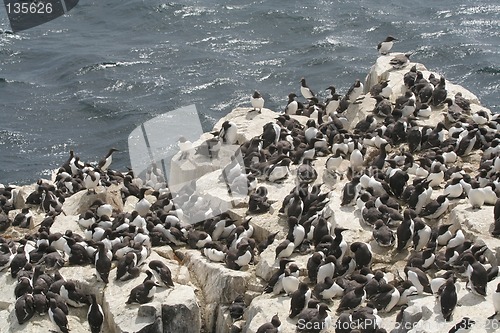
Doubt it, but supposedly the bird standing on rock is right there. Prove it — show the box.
[49,298,69,333]
[289,282,311,318]
[251,91,265,113]
[88,294,104,333]
[297,157,318,185]
[390,53,411,69]
[377,36,397,55]
[345,79,364,104]
[219,120,238,145]
[300,78,315,100]
[95,241,111,284]
[462,253,487,296]
[440,277,457,322]
[229,294,246,320]
[98,148,119,172]
[126,280,161,304]
[285,93,299,115]
[431,76,447,107]
[148,260,174,287]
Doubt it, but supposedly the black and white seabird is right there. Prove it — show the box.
[440,277,457,322]
[94,241,111,284]
[467,180,485,209]
[14,276,33,299]
[15,293,35,325]
[316,255,336,284]
[287,216,305,249]
[83,167,101,194]
[346,79,364,104]
[126,280,161,304]
[264,258,293,294]
[455,129,477,157]
[97,148,118,172]
[431,76,447,106]
[282,265,300,295]
[405,266,432,294]
[371,80,393,100]
[87,294,104,333]
[354,115,376,133]
[420,194,449,219]
[33,293,49,315]
[266,158,291,183]
[202,241,226,263]
[115,252,139,281]
[226,242,252,270]
[49,298,70,333]
[341,176,360,206]
[377,36,397,55]
[219,120,239,145]
[275,239,295,259]
[10,246,28,278]
[229,294,246,320]
[285,93,301,115]
[187,230,212,249]
[300,78,315,100]
[372,95,393,117]
[351,242,372,269]
[325,150,344,177]
[289,282,311,318]
[390,53,411,69]
[261,121,281,149]
[337,285,366,312]
[444,177,463,199]
[373,220,395,247]
[412,218,432,252]
[311,216,330,248]
[325,86,341,116]
[307,252,324,284]
[148,260,174,287]
[371,283,400,313]
[296,157,318,185]
[462,253,487,296]
[60,281,89,308]
[313,276,343,301]
[251,91,265,113]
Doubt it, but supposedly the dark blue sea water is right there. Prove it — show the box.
[0,0,499,184]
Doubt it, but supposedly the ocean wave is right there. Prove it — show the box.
[180,77,236,95]
[0,129,29,146]
[77,61,149,75]
[477,66,500,75]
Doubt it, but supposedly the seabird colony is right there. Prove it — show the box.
[1,38,499,333]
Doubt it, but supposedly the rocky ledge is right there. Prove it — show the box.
[0,53,499,333]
